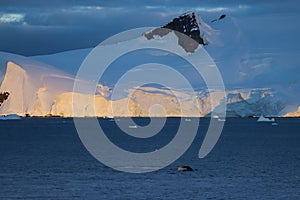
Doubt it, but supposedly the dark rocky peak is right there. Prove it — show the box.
[162,12,206,45]
[145,12,208,53]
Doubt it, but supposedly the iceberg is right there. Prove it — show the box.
[257,115,275,122]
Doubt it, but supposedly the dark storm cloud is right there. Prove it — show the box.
[0,0,297,12]
[0,0,298,55]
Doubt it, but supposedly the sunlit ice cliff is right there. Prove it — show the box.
[284,106,300,117]
[0,12,299,117]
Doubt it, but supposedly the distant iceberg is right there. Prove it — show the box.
[257,115,275,122]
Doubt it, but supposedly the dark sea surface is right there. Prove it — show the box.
[0,118,299,199]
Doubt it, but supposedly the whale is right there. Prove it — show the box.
[177,165,193,172]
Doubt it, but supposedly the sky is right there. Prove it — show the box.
[0,0,299,56]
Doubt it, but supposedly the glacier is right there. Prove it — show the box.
[0,56,287,117]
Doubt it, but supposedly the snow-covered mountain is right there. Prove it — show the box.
[0,12,298,117]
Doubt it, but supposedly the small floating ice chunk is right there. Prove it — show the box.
[0,114,21,120]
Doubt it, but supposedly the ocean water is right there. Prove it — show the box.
[0,118,299,199]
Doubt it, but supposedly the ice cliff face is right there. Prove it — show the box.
[0,60,73,116]
[0,56,111,116]
[0,61,286,117]
[0,58,284,117]
[284,107,300,117]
